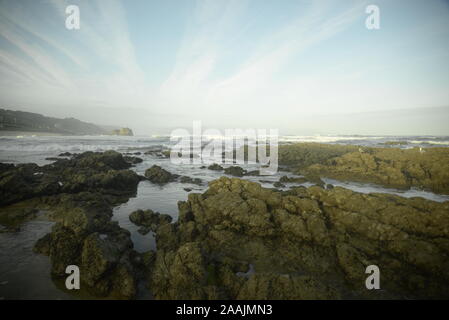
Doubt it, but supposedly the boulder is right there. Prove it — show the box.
[224,166,246,177]
[148,177,449,299]
[207,163,224,171]
[179,176,203,185]
[129,209,172,232]
[144,165,176,184]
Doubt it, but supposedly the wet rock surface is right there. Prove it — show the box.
[0,151,143,298]
[0,150,140,207]
[144,165,177,184]
[278,143,449,195]
[129,209,173,232]
[147,177,449,299]
[224,166,246,177]
[179,176,203,186]
[123,156,143,165]
[207,163,224,171]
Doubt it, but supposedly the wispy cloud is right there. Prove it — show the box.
[0,0,147,113]
[158,0,366,117]
[0,0,448,134]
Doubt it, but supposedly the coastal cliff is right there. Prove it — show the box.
[0,108,133,136]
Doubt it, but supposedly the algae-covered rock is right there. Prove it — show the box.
[179,176,203,185]
[0,150,139,207]
[123,156,143,165]
[151,242,223,299]
[129,209,172,232]
[148,177,449,299]
[224,166,246,177]
[207,163,224,171]
[277,143,449,194]
[279,176,308,184]
[144,165,176,184]
[34,193,139,299]
[299,146,449,194]
[0,151,144,298]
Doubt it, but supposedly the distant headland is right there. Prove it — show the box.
[0,108,133,136]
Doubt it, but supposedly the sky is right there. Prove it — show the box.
[0,0,448,135]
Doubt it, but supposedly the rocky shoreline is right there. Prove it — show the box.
[278,143,449,194]
[146,177,449,299]
[1,144,448,299]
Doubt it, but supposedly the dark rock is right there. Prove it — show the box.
[224,166,246,177]
[303,174,325,187]
[179,176,203,185]
[123,156,143,165]
[0,163,14,174]
[34,193,138,299]
[137,226,151,235]
[129,209,172,232]
[273,182,285,188]
[58,152,72,157]
[279,176,307,184]
[284,144,449,194]
[0,151,144,299]
[144,165,175,184]
[148,177,449,299]
[207,163,224,171]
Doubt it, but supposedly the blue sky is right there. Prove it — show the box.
[0,0,448,135]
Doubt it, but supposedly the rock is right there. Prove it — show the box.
[279,176,307,184]
[151,242,223,299]
[207,163,224,171]
[69,150,132,170]
[123,156,143,165]
[382,141,408,146]
[0,203,39,227]
[0,163,14,174]
[179,176,203,185]
[137,226,151,235]
[129,209,172,232]
[278,143,359,168]
[144,165,176,184]
[111,128,133,136]
[0,151,144,298]
[244,170,260,176]
[236,273,341,299]
[303,174,325,187]
[224,166,246,177]
[294,145,449,194]
[58,152,72,157]
[273,182,285,188]
[148,177,449,299]
[34,192,138,299]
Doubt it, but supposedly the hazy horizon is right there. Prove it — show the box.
[1,0,448,135]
